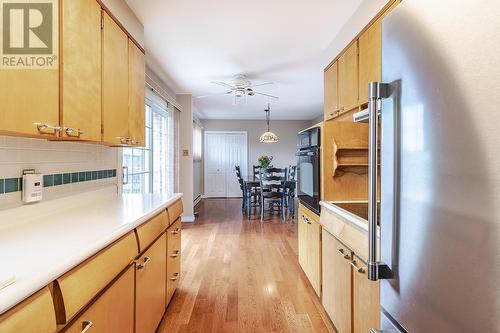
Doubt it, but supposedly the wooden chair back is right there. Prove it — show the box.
[259,167,287,198]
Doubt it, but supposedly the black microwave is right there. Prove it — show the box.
[297,127,320,150]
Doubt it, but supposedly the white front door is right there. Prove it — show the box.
[204,132,247,198]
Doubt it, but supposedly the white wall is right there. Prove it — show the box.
[176,95,194,221]
[201,119,310,182]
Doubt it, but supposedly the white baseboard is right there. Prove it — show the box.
[181,215,196,222]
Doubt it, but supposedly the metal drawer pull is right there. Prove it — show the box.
[350,260,366,274]
[65,127,85,137]
[338,248,351,260]
[136,256,151,269]
[170,250,180,258]
[130,139,140,145]
[117,136,130,144]
[170,228,180,235]
[35,123,62,134]
[81,320,93,333]
[169,273,179,281]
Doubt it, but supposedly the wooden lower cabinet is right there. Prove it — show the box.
[166,218,182,305]
[322,230,352,333]
[298,205,322,296]
[352,255,380,333]
[64,265,134,333]
[136,235,167,333]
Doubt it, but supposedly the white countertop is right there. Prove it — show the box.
[320,201,370,232]
[0,187,183,315]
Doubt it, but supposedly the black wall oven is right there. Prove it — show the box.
[296,127,321,215]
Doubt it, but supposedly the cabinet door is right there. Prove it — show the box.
[102,13,129,145]
[324,61,338,121]
[297,207,308,273]
[358,20,381,105]
[0,70,59,137]
[338,41,359,113]
[128,40,146,147]
[64,265,134,333]
[136,236,167,333]
[306,218,322,296]
[322,230,352,333]
[166,219,182,305]
[61,0,101,141]
[352,255,380,333]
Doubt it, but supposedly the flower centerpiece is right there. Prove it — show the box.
[258,155,273,169]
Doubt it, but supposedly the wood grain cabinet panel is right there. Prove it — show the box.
[358,20,382,105]
[135,235,167,333]
[298,205,322,296]
[338,41,359,113]
[352,255,380,333]
[0,287,56,333]
[166,219,182,305]
[167,199,184,225]
[64,265,134,333]
[102,12,129,145]
[324,61,338,121]
[61,0,102,141]
[54,232,137,323]
[135,211,169,252]
[128,39,146,147]
[322,230,352,333]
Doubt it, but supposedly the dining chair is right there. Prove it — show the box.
[259,167,288,222]
[235,166,246,211]
[286,165,297,219]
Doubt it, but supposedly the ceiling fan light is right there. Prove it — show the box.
[260,131,279,143]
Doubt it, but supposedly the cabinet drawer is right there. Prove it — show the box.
[0,287,56,333]
[166,253,181,305]
[54,232,137,323]
[167,200,183,226]
[167,218,182,243]
[63,265,134,333]
[136,211,168,252]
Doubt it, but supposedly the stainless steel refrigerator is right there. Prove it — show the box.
[364,0,500,332]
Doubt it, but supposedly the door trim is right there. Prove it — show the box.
[204,131,248,198]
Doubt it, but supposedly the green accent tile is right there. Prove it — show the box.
[108,170,113,177]
[72,172,79,183]
[0,179,4,194]
[85,171,92,181]
[112,169,117,177]
[43,175,54,187]
[5,178,18,193]
[54,174,63,186]
[92,171,98,180]
[79,172,86,182]
[63,173,71,184]
[103,170,110,178]
[98,170,103,179]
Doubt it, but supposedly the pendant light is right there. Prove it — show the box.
[259,104,279,143]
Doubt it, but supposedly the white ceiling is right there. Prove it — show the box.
[126,0,363,120]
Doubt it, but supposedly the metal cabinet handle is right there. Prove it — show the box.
[136,256,151,270]
[117,136,130,144]
[130,139,140,145]
[169,273,179,281]
[81,320,93,333]
[367,81,392,281]
[337,248,351,260]
[122,166,129,185]
[350,260,366,274]
[170,228,180,235]
[35,123,62,134]
[65,127,85,137]
[170,250,180,258]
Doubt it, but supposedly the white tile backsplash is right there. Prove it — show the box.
[0,136,122,209]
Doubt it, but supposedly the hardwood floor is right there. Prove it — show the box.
[158,198,335,333]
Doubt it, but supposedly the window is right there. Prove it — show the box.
[123,90,174,194]
[193,120,203,162]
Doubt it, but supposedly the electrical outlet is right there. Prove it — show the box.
[182,149,189,156]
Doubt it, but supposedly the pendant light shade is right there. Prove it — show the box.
[260,104,279,143]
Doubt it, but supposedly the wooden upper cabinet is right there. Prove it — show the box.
[0,287,57,333]
[128,40,146,147]
[358,20,382,106]
[0,69,59,137]
[322,231,352,333]
[352,255,380,333]
[324,61,338,121]
[338,41,359,113]
[61,0,102,141]
[102,12,130,145]
[64,265,135,333]
[136,235,167,333]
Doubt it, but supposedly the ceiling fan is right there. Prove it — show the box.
[196,74,279,105]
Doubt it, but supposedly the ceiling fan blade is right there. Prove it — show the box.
[248,82,275,88]
[211,81,235,90]
[254,92,279,99]
[196,91,233,99]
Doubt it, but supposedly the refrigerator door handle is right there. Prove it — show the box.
[367,82,393,281]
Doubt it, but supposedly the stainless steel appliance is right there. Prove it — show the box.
[364,1,500,332]
[296,127,321,215]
